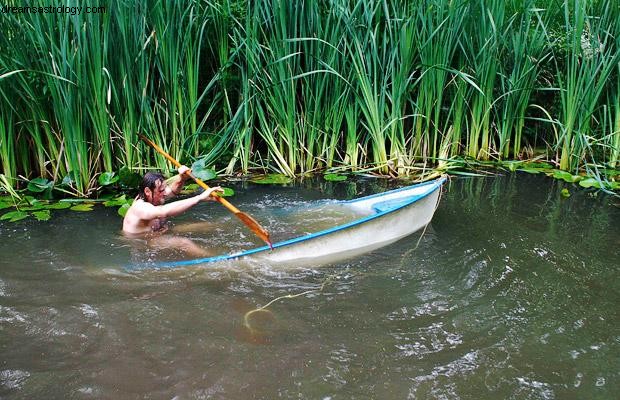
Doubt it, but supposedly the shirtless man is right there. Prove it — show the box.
[122,166,223,255]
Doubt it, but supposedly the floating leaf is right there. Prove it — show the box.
[27,177,53,193]
[220,187,235,197]
[1,210,29,222]
[60,198,98,203]
[578,178,601,189]
[552,170,581,183]
[251,174,292,184]
[324,173,347,182]
[191,158,217,181]
[45,202,72,210]
[103,194,127,207]
[518,168,541,174]
[32,210,51,221]
[561,188,571,198]
[23,196,36,205]
[118,203,131,217]
[522,162,554,170]
[180,183,201,194]
[119,167,141,188]
[98,172,119,186]
[70,204,94,212]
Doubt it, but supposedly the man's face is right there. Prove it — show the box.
[146,179,167,205]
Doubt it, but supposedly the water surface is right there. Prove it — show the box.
[0,174,618,399]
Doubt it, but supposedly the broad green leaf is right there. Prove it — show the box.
[578,178,601,189]
[251,174,292,184]
[45,202,72,210]
[118,203,131,217]
[552,170,581,183]
[98,172,119,186]
[522,162,554,170]
[1,210,29,222]
[221,187,235,197]
[518,168,541,174]
[500,161,519,172]
[27,177,53,193]
[119,167,141,188]
[191,158,217,181]
[103,195,127,207]
[32,210,51,221]
[70,204,94,212]
[0,202,13,210]
[324,173,347,182]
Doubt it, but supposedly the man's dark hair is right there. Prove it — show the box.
[138,172,165,199]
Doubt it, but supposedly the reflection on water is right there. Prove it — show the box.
[0,174,618,399]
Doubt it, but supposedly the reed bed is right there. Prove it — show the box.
[0,0,618,195]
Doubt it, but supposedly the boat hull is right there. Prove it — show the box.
[144,177,445,269]
[252,185,441,266]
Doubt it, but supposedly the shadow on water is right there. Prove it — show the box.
[0,173,618,399]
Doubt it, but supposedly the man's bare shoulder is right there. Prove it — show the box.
[123,199,156,233]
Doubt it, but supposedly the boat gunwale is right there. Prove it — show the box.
[148,177,446,268]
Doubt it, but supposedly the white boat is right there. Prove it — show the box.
[147,176,446,269]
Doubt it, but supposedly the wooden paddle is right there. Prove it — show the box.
[139,135,273,249]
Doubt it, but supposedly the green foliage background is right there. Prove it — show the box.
[0,0,618,195]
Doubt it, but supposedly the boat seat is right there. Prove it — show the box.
[372,196,421,213]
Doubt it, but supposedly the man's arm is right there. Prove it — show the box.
[165,165,191,199]
[135,187,223,220]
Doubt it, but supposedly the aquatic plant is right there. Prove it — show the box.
[0,0,618,199]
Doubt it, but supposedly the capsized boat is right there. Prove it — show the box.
[144,176,446,269]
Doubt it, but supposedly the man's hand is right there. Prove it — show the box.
[178,165,191,180]
[199,186,224,201]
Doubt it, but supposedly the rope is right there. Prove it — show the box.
[243,274,336,333]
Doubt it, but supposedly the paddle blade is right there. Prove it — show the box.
[235,211,273,249]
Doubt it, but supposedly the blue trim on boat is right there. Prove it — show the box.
[131,177,446,270]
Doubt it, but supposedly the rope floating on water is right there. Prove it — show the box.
[243,274,336,333]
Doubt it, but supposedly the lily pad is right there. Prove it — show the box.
[251,174,292,185]
[324,173,348,182]
[522,162,554,170]
[98,172,119,186]
[27,177,53,193]
[191,158,217,181]
[551,170,582,183]
[32,210,51,221]
[45,202,72,210]
[1,210,29,222]
[220,187,235,197]
[578,178,601,189]
[70,204,94,212]
[103,195,128,207]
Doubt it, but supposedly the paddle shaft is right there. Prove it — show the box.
[144,139,239,212]
[139,135,272,247]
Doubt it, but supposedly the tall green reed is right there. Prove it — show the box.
[554,0,619,171]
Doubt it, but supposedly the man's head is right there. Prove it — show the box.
[138,172,167,205]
